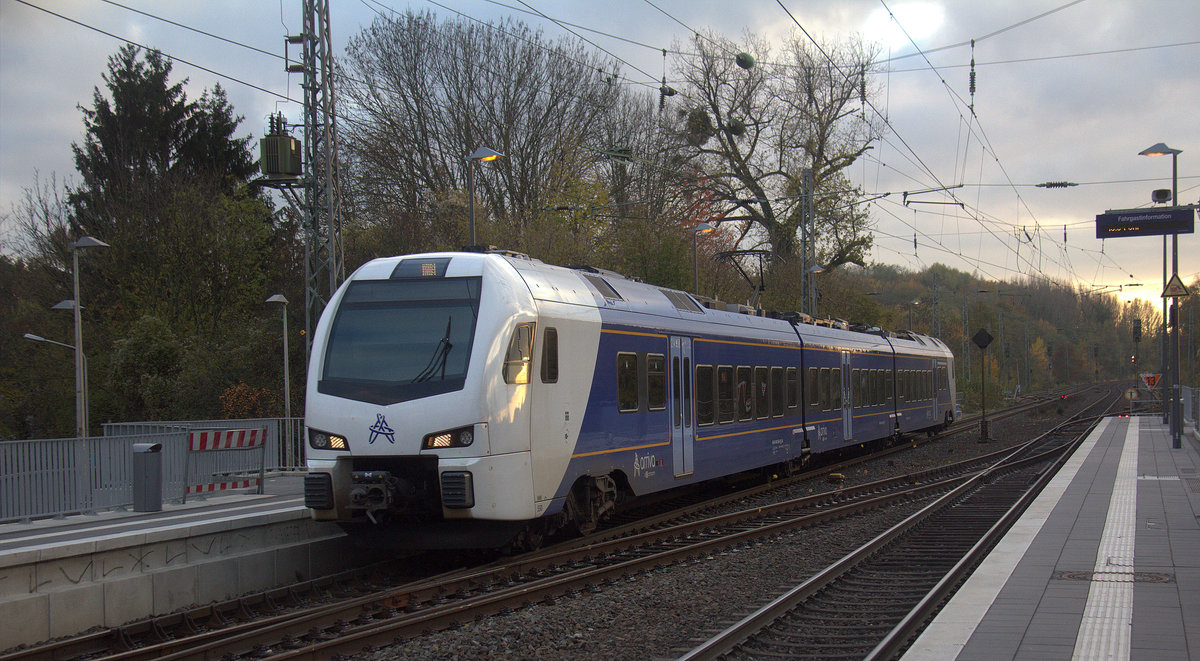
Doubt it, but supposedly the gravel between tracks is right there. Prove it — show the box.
[355,395,1094,661]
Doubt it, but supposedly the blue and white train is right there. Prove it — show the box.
[303,250,956,548]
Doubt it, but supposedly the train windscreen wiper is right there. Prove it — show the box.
[411,316,453,383]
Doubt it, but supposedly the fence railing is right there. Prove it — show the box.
[0,418,304,523]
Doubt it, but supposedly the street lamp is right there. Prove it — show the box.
[24,332,88,434]
[807,264,825,316]
[908,298,921,330]
[692,222,716,295]
[466,146,504,247]
[265,295,290,420]
[1140,142,1182,447]
[266,294,292,462]
[65,236,108,438]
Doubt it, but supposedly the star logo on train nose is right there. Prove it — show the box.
[368,414,395,444]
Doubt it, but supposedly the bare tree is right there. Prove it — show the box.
[670,31,878,270]
[338,10,623,257]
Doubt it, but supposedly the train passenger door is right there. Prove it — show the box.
[669,336,695,477]
[841,351,853,439]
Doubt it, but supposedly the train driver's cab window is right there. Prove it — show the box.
[617,353,639,412]
[503,322,535,384]
[540,327,558,383]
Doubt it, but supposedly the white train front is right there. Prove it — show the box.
[303,251,956,548]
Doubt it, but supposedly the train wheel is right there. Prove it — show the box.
[565,475,617,536]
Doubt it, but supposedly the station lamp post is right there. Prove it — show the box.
[1139,142,1182,447]
[908,298,921,330]
[64,236,108,438]
[265,295,291,421]
[266,294,293,460]
[466,147,504,247]
[807,264,825,316]
[692,222,716,295]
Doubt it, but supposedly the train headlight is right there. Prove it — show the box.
[423,426,474,449]
[309,429,349,451]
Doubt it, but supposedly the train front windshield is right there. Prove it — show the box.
[318,277,482,405]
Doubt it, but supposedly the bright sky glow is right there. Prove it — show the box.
[863,2,945,50]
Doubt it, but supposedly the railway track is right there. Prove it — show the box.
[678,387,1120,661]
[0,387,1101,661]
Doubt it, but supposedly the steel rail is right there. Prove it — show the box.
[679,388,1117,660]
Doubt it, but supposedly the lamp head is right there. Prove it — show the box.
[72,236,110,250]
[1139,142,1181,157]
[467,146,504,162]
[265,294,289,305]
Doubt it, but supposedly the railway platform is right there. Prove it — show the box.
[0,474,362,651]
[903,414,1200,660]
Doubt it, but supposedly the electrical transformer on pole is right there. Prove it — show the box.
[259,0,344,360]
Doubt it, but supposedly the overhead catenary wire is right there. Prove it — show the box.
[12,0,299,104]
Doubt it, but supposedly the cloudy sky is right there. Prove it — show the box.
[2,0,1197,303]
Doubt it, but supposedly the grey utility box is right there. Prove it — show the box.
[131,442,163,512]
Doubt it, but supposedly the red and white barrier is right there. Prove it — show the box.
[182,427,268,502]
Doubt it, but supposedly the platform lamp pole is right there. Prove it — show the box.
[692,222,716,295]
[69,236,108,438]
[466,147,504,248]
[266,294,292,462]
[1140,142,1182,448]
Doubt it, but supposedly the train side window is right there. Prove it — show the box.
[851,369,861,409]
[617,352,639,412]
[831,367,842,410]
[503,322,535,384]
[540,327,558,383]
[818,368,830,411]
[771,367,784,417]
[786,367,798,411]
[717,366,735,423]
[696,365,715,425]
[737,366,754,421]
[807,367,819,409]
[865,370,874,407]
[885,370,894,404]
[754,367,769,419]
[647,354,667,411]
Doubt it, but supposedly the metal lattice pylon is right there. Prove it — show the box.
[288,0,343,357]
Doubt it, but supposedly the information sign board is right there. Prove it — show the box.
[1095,207,1194,238]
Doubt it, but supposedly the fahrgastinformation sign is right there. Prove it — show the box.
[1095,207,1195,238]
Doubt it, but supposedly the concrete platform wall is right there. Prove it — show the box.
[0,511,356,650]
